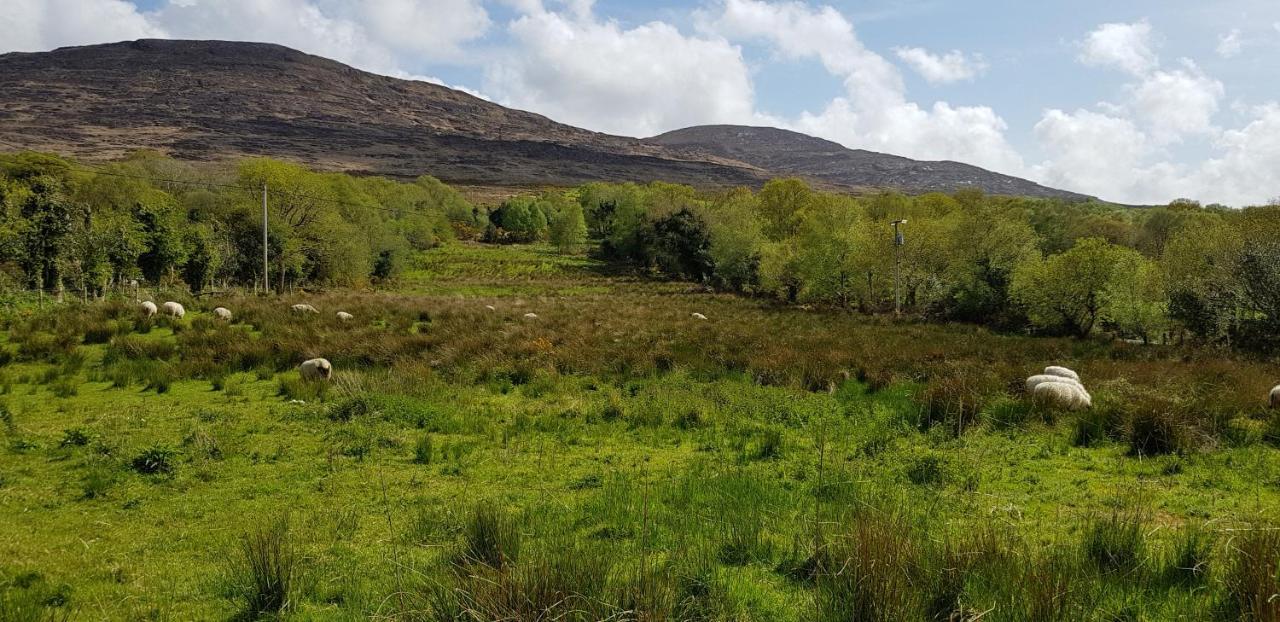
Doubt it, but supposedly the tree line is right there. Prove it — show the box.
[551,179,1280,348]
[0,151,484,294]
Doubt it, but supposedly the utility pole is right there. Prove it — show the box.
[891,219,907,316]
[262,181,270,295]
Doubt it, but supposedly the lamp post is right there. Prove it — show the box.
[891,219,907,316]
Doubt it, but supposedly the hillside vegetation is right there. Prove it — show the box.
[0,154,1278,621]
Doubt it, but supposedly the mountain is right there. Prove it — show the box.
[648,125,1086,200]
[0,39,1086,200]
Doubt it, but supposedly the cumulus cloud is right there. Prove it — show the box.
[0,0,491,82]
[1078,20,1157,75]
[893,47,987,84]
[1216,29,1243,58]
[1129,61,1224,143]
[699,0,1023,174]
[0,0,165,52]
[483,3,756,137]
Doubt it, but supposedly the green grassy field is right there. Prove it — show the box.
[1,243,1278,621]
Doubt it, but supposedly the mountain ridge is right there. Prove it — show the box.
[0,39,1087,200]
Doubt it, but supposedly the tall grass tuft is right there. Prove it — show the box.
[227,515,298,618]
[1221,526,1280,621]
[816,512,925,621]
[459,503,521,569]
[1082,510,1147,573]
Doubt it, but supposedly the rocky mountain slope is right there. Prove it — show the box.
[0,39,1086,199]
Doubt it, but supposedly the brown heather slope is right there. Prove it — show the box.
[0,39,1087,199]
[648,125,1089,200]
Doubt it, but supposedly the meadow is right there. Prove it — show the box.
[1,243,1278,621]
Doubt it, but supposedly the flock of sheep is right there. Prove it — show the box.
[134,300,1280,408]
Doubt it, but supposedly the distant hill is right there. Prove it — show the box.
[648,125,1088,200]
[0,39,1087,200]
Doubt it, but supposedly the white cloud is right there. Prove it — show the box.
[1216,28,1243,58]
[699,0,1023,174]
[0,0,165,52]
[1129,61,1224,143]
[1078,20,1157,75]
[893,47,987,84]
[320,0,490,60]
[484,4,756,137]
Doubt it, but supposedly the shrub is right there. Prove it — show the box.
[459,503,521,569]
[278,376,328,402]
[1127,408,1190,456]
[130,446,176,475]
[905,452,947,487]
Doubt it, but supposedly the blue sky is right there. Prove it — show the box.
[5,0,1280,205]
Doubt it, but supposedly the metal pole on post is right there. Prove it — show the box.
[892,219,907,316]
[262,181,269,295]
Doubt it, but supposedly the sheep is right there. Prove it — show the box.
[213,307,232,321]
[162,301,185,319]
[692,312,708,320]
[1032,381,1091,410]
[1043,366,1080,382]
[1271,385,1280,409]
[485,305,496,312]
[1026,374,1083,393]
[299,358,332,382]
[523,313,539,320]
[336,311,354,322]
[291,304,319,314]
[140,301,158,317]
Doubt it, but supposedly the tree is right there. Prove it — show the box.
[1102,249,1168,342]
[757,178,811,241]
[646,208,713,281]
[706,189,764,292]
[941,206,1038,325]
[17,176,77,292]
[1011,237,1126,337]
[549,202,587,254]
[1161,217,1242,340]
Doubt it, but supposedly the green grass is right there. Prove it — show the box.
[0,243,1277,620]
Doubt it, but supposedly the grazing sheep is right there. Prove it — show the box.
[485,305,496,311]
[162,301,185,319]
[291,304,319,314]
[692,312,708,320]
[1043,366,1080,382]
[213,307,232,321]
[523,312,539,320]
[140,301,158,317]
[1026,374,1083,393]
[1032,381,1091,410]
[336,311,354,321]
[1271,385,1280,409]
[299,358,332,381]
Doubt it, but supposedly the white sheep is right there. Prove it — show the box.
[213,307,232,321]
[1044,366,1080,382]
[162,301,185,319]
[485,305,496,311]
[1033,381,1091,410]
[692,312,708,320]
[1270,385,1280,409]
[1026,374,1083,393]
[336,311,354,321]
[291,304,319,314]
[299,358,332,382]
[523,312,539,320]
[140,301,158,317]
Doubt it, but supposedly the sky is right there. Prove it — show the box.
[3,0,1280,206]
